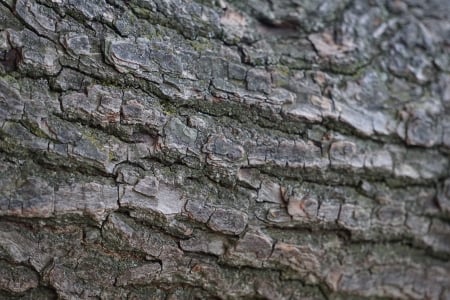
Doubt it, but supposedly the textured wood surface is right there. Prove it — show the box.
[0,0,449,299]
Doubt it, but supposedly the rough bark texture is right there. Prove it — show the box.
[0,0,449,299]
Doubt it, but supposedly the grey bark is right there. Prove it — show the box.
[0,0,449,299]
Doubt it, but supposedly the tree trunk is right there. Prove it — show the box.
[0,0,449,299]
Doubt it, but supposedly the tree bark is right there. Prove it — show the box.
[0,0,449,299]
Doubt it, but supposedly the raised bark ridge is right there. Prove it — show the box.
[0,0,449,299]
